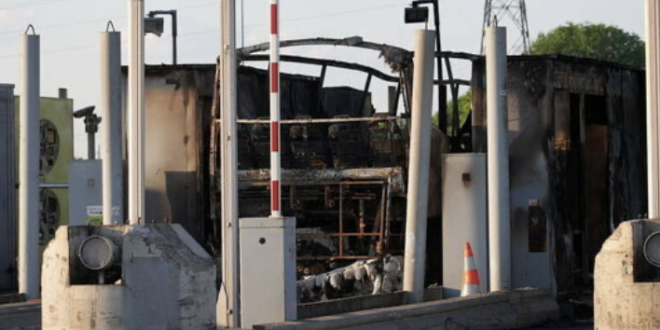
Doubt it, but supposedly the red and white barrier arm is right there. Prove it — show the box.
[270,0,281,217]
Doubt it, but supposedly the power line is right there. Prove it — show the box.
[0,16,126,36]
[278,2,403,25]
[0,0,404,61]
[177,2,404,38]
[0,0,79,11]
[0,44,95,60]
[0,1,217,36]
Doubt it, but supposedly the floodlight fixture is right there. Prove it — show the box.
[405,6,429,24]
[144,17,164,37]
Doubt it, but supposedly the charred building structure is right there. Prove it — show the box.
[124,39,646,305]
[471,55,646,302]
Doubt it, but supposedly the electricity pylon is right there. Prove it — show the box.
[481,0,531,54]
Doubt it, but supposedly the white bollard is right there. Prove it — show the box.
[402,29,435,304]
[100,26,123,225]
[127,0,145,225]
[18,28,40,300]
[486,26,511,292]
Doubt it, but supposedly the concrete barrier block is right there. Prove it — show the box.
[256,288,559,330]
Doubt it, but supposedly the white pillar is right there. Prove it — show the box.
[486,26,511,292]
[217,0,241,327]
[402,29,435,304]
[18,30,40,300]
[101,29,123,225]
[646,0,660,218]
[128,0,145,225]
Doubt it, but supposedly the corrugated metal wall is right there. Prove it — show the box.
[0,84,16,293]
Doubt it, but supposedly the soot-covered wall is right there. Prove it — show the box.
[471,55,647,298]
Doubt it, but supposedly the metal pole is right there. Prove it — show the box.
[431,1,447,134]
[402,29,435,304]
[87,131,96,160]
[218,0,240,327]
[18,28,40,300]
[270,0,281,218]
[486,26,511,292]
[128,0,145,225]
[241,0,245,48]
[147,11,178,65]
[101,28,123,225]
[84,114,100,160]
[646,0,660,218]
[172,11,177,65]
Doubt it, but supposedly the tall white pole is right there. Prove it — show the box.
[646,0,660,219]
[128,0,145,225]
[402,29,435,304]
[270,0,281,218]
[218,0,241,327]
[101,26,123,225]
[486,26,511,292]
[18,27,40,300]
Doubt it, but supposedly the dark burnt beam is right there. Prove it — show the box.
[242,54,399,83]
[241,54,471,87]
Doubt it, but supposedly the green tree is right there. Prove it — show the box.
[531,23,645,68]
[433,89,472,128]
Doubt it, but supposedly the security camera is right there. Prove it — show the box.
[73,106,96,119]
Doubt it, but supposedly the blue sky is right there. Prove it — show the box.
[0,0,645,157]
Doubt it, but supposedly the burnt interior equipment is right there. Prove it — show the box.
[369,115,407,168]
[328,115,368,168]
[289,116,330,169]
[211,38,454,286]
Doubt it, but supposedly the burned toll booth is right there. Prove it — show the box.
[469,55,647,302]
[205,38,449,296]
[130,40,646,308]
[127,38,448,297]
[212,60,447,289]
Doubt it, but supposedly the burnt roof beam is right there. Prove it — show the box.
[241,54,470,87]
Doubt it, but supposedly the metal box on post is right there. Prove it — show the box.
[442,154,489,297]
[239,217,297,328]
[68,160,102,226]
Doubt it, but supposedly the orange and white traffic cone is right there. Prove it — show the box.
[461,242,481,297]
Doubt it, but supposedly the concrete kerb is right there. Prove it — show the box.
[0,289,558,330]
[0,302,40,318]
[255,288,559,330]
[0,301,41,330]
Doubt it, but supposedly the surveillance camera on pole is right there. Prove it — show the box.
[73,105,101,160]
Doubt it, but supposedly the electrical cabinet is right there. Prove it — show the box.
[68,160,102,226]
[442,154,489,298]
[240,217,297,328]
